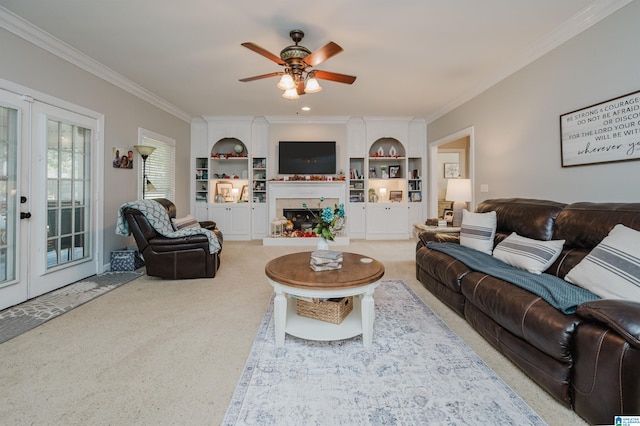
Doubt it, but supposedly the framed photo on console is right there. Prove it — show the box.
[443,209,454,223]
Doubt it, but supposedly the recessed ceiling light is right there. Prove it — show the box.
[301,106,311,111]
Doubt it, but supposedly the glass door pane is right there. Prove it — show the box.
[46,119,91,269]
[0,105,18,284]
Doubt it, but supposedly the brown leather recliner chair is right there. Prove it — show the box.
[122,198,223,279]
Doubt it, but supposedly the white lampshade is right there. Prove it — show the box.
[304,77,322,93]
[282,88,300,100]
[445,178,472,202]
[277,74,295,90]
[445,178,472,227]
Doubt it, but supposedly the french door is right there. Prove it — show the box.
[0,87,100,310]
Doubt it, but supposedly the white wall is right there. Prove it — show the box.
[428,1,640,204]
[268,122,348,178]
[0,28,191,260]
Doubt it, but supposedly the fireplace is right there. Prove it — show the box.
[282,208,321,231]
[264,181,349,246]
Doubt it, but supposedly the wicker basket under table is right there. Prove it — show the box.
[295,297,354,324]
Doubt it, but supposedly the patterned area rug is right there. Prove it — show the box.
[0,271,142,344]
[223,280,547,426]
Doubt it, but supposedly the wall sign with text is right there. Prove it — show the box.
[560,90,640,167]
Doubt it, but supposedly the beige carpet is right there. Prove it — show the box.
[0,240,587,425]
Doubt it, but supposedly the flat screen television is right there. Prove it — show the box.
[278,141,336,174]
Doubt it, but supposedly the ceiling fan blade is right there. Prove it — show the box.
[313,70,357,85]
[239,72,283,82]
[241,42,285,65]
[304,42,343,67]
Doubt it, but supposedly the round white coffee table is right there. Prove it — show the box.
[265,252,385,348]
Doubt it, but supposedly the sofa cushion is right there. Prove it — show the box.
[565,224,640,301]
[461,272,580,362]
[493,232,565,274]
[171,215,201,230]
[553,202,640,249]
[476,198,566,241]
[460,209,496,255]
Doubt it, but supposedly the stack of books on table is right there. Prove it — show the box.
[310,250,343,271]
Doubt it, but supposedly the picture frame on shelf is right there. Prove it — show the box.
[389,190,403,202]
[240,185,248,202]
[444,163,459,178]
[216,181,234,202]
[389,165,401,178]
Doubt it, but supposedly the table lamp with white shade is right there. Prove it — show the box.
[445,178,472,227]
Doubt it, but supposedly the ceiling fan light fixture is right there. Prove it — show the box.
[277,73,295,90]
[304,77,322,94]
[282,88,300,100]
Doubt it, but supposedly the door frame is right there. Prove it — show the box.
[428,126,475,218]
[0,77,105,306]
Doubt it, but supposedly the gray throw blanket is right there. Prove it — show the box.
[116,200,221,254]
[427,242,599,314]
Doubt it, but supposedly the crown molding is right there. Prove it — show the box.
[264,116,351,124]
[426,0,633,124]
[0,6,192,123]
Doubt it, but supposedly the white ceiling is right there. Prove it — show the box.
[0,0,625,121]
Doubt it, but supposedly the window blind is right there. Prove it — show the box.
[139,136,175,200]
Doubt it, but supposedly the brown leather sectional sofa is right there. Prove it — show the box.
[415,198,640,424]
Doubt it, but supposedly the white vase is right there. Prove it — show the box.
[317,237,330,251]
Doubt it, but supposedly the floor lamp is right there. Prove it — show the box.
[134,145,156,199]
[445,178,472,227]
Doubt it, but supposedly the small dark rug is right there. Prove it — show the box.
[0,271,142,344]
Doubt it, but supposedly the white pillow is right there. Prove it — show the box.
[459,209,497,255]
[565,224,640,301]
[493,232,565,274]
[171,215,201,230]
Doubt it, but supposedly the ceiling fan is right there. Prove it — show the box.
[239,30,357,99]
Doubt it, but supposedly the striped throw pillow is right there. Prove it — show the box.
[460,209,497,255]
[171,215,201,230]
[565,224,640,301]
[493,232,565,274]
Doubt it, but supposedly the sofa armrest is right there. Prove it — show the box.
[418,232,460,246]
[577,300,640,349]
[199,220,217,230]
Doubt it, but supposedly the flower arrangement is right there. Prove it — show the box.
[303,197,346,241]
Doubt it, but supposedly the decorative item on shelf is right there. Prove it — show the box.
[389,146,397,157]
[445,178,472,227]
[368,188,378,203]
[234,144,244,154]
[380,165,388,179]
[377,146,384,157]
[379,187,387,202]
[302,197,346,242]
